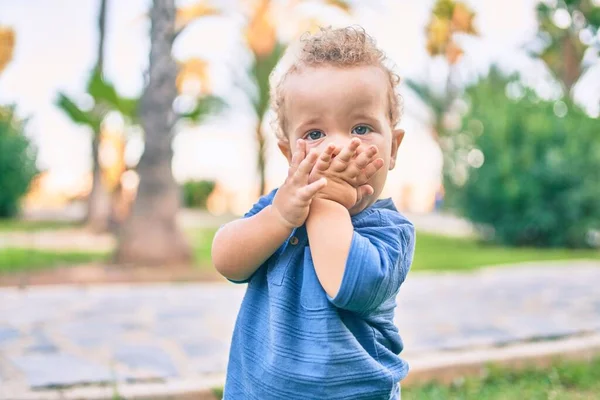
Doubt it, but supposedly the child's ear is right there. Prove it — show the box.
[278,139,293,163]
[389,128,405,170]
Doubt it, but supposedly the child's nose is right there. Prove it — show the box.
[330,137,354,158]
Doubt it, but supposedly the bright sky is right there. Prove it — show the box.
[1,0,598,210]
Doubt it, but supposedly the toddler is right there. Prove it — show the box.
[212,26,416,400]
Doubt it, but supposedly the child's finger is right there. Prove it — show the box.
[354,145,378,170]
[298,139,306,156]
[332,139,361,172]
[294,149,320,181]
[356,158,384,185]
[345,146,377,178]
[354,184,374,206]
[358,184,374,198]
[299,177,327,201]
[314,144,336,172]
[288,139,306,177]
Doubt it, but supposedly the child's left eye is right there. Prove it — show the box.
[352,125,372,135]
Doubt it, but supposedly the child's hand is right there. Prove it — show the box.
[272,140,328,229]
[310,138,384,209]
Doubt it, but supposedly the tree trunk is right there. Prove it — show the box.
[96,0,107,73]
[87,134,112,232]
[115,0,192,266]
[86,0,111,232]
[256,118,267,196]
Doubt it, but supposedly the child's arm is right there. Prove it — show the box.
[212,141,327,282]
[305,199,353,296]
[306,139,414,313]
[305,139,381,296]
[212,206,294,282]
[307,200,415,314]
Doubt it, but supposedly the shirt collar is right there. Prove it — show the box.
[351,197,398,222]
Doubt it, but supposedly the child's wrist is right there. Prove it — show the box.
[310,198,349,214]
[314,187,356,210]
[268,205,297,231]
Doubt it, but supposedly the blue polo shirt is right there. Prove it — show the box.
[223,189,415,400]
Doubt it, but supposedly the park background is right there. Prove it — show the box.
[1,0,599,399]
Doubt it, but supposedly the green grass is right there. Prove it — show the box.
[411,233,600,272]
[0,219,79,232]
[188,227,217,268]
[403,356,600,399]
[1,227,597,275]
[0,248,108,273]
[188,228,600,273]
[211,387,224,399]
[210,357,600,399]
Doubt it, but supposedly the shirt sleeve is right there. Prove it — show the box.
[225,188,278,284]
[243,188,278,219]
[329,210,416,314]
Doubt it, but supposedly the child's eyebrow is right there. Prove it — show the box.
[349,112,381,123]
[293,117,323,133]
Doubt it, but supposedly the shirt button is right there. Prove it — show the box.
[289,236,299,245]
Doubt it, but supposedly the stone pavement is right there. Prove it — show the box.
[0,261,598,398]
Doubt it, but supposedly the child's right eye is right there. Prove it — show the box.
[304,130,325,141]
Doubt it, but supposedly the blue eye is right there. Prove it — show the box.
[352,125,372,135]
[305,130,325,141]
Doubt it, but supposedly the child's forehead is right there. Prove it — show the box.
[281,66,390,131]
[284,65,389,107]
[287,64,386,83]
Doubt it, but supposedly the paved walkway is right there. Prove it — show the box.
[0,261,598,397]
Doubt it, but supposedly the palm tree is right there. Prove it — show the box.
[530,0,600,96]
[58,0,221,236]
[114,0,223,266]
[56,0,130,232]
[406,0,477,143]
[115,0,185,265]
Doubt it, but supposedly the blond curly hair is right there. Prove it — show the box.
[269,26,403,141]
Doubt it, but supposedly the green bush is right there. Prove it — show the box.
[443,67,600,248]
[182,180,215,209]
[0,106,38,218]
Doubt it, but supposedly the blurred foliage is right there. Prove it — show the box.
[57,69,139,134]
[403,356,600,399]
[407,0,478,143]
[0,107,38,218]
[182,180,215,209]
[175,2,220,35]
[444,67,600,248]
[176,95,225,123]
[426,0,477,64]
[57,55,223,143]
[0,26,15,76]
[530,0,600,93]
[248,42,286,118]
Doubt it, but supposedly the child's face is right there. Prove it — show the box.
[278,65,404,212]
